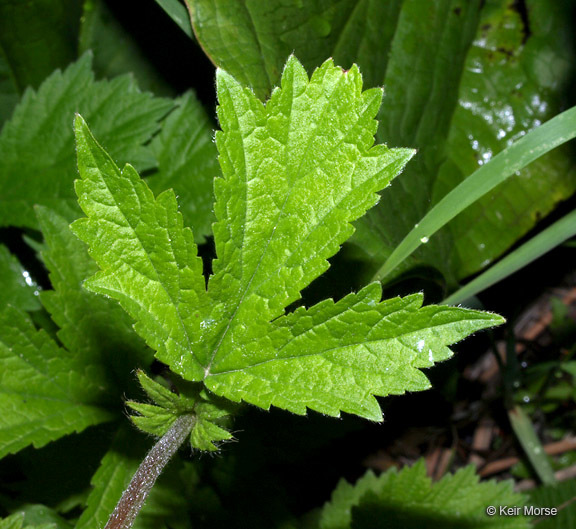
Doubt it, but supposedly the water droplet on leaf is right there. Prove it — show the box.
[22,270,34,287]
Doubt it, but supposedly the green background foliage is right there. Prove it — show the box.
[0,0,574,527]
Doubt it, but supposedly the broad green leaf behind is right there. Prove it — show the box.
[0,0,81,91]
[0,53,172,230]
[189,0,576,292]
[430,0,576,280]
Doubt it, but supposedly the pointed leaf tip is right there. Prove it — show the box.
[74,113,92,148]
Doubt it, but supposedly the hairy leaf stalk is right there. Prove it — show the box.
[104,414,195,529]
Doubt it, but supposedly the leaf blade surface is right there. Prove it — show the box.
[0,54,172,229]
[72,115,207,380]
[0,307,113,458]
[320,460,528,529]
[207,283,502,420]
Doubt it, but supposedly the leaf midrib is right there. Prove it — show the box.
[203,68,353,377]
[208,309,481,377]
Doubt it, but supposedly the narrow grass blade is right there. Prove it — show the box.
[508,405,556,486]
[154,0,193,39]
[373,105,576,281]
[443,208,576,305]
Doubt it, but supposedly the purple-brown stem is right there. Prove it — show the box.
[104,414,195,529]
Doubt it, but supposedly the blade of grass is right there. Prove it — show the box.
[372,105,576,281]
[443,208,576,305]
[154,0,193,39]
[508,405,556,486]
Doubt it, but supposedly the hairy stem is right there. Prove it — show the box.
[104,414,195,529]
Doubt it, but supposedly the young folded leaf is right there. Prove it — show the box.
[72,56,503,427]
[127,371,233,451]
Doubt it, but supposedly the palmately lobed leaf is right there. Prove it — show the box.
[73,55,503,434]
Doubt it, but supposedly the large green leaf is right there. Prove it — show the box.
[0,53,172,230]
[0,306,114,458]
[186,0,400,100]
[351,0,483,280]
[186,0,483,276]
[355,0,576,285]
[376,105,576,284]
[73,56,502,428]
[429,0,576,281]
